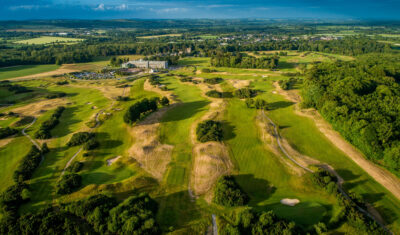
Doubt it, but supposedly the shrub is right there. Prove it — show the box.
[196,120,223,142]
[13,116,34,127]
[213,176,249,207]
[0,183,30,214]
[83,138,99,150]
[234,88,256,98]
[204,77,223,84]
[45,92,66,99]
[124,98,158,124]
[0,127,18,139]
[56,80,69,85]
[205,90,223,98]
[67,132,95,146]
[66,162,83,173]
[160,96,170,106]
[56,174,82,195]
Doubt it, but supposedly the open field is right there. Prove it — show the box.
[0,64,60,80]
[14,36,84,45]
[137,34,182,39]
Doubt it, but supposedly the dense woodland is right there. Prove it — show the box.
[211,52,279,69]
[302,54,400,174]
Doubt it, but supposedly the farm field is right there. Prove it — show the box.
[0,64,60,80]
[1,47,400,234]
[14,36,84,45]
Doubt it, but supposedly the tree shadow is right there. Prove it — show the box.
[51,106,82,138]
[222,121,236,141]
[278,61,296,69]
[361,192,385,204]
[234,174,276,206]
[81,172,115,185]
[343,179,368,191]
[95,132,123,149]
[374,205,398,224]
[268,101,294,110]
[335,169,360,181]
[155,190,203,232]
[153,100,210,123]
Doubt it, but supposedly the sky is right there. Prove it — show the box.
[1,0,400,20]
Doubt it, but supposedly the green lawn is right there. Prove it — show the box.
[156,76,210,230]
[0,64,60,80]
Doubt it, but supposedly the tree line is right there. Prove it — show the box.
[302,54,400,175]
[211,52,279,69]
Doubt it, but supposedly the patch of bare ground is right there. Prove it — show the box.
[9,64,78,81]
[10,98,68,117]
[189,82,233,197]
[227,79,251,89]
[274,82,400,201]
[0,136,17,148]
[128,105,176,181]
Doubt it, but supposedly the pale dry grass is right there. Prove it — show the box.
[128,105,176,180]
[10,98,68,117]
[189,81,233,196]
[274,82,400,201]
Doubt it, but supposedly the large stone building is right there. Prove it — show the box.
[122,60,168,69]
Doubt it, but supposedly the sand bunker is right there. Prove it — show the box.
[107,156,121,166]
[228,79,251,89]
[280,198,300,206]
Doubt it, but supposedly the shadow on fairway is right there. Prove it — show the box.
[155,190,203,231]
[96,132,123,149]
[235,174,276,206]
[222,121,236,140]
[51,106,82,138]
[268,101,294,110]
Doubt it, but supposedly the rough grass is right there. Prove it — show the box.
[0,64,60,80]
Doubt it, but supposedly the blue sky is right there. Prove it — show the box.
[1,0,400,20]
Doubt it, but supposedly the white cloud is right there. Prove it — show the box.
[156,7,187,13]
[115,4,128,11]
[94,3,105,11]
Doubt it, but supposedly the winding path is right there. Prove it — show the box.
[261,110,391,234]
[22,117,41,151]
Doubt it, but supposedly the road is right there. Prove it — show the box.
[261,110,391,233]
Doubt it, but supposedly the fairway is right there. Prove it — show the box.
[14,36,84,45]
[0,64,60,80]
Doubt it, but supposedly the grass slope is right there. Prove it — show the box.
[0,64,60,80]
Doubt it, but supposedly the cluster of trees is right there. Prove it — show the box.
[45,92,66,99]
[213,176,249,207]
[311,169,385,233]
[245,98,268,110]
[0,193,159,234]
[5,84,32,94]
[123,98,160,124]
[218,208,298,235]
[35,106,65,139]
[56,173,82,195]
[145,55,180,65]
[13,146,42,182]
[67,132,97,149]
[0,127,18,139]
[234,88,256,99]
[66,161,83,173]
[205,90,223,98]
[204,77,223,84]
[64,193,159,234]
[278,78,301,90]
[1,145,48,218]
[109,56,129,67]
[148,75,162,86]
[302,54,400,174]
[196,120,223,142]
[211,52,279,69]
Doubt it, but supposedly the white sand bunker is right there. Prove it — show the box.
[107,156,121,166]
[280,198,300,206]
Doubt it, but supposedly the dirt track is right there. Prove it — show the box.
[274,82,400,201]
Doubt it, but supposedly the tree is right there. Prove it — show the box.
[196,120,223,142]
[160,96,170,106]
